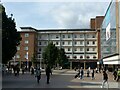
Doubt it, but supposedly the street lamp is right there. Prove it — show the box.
[26,52,28,69]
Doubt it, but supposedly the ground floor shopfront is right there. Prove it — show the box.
[69,59,98,69]
[102,54,120,72]
[9,59,99,70]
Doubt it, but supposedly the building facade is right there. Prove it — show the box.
[14,27,38,69]
[100,0,120,71]
[90,16,104,60]
[16,28,99,69]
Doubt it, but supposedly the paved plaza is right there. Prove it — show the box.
[2,69,120,88]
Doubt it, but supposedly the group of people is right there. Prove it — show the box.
[75,67,95,80]
[35,65,52,84]
[113,69,120,82]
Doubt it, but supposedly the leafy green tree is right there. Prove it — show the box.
[57,48,69,68]
[42,42,69,68]
[42,42,58,67]
[1,5,22,64]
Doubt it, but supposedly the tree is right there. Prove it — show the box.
[42,42,69,69]
[57,48,69,68]
[42,42,58,67]
[1,5,22,64]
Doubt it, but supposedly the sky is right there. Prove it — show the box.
[2,0,111,30]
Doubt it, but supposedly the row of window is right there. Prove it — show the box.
[17,46,28,50]
[38,41,96,45]
[39,34,96,39]
[16,54,28,59]
[69,56,97,59]
[37,55,97,59]
[38,48,96,52]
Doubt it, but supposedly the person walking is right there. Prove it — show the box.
[80,67,84,79]
[117,69,120,82]
[113,69,117,80]
[87,69,90,77]
[17,66,20,76]
[45,65,52,84]
[35,67,41,84]
[101,70,109,88]
[91,69,95,80]
[31,66,34,75]
[22,66,25,74]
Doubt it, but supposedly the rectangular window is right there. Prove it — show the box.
[87,41,89,45]
[44,41,47,45]
[68,41,71,45]
[87,34,89,38]
[80,34,83,38]
[16,54,20,58]
[93,41,95,44]
[25,40,29,44]
[17,47,20,50]
[62,42,64,45]
[74,41,77,45]
[38,54,41,58]
[93,48,95,51]
[56,42,59,45]
[92,35,95,38]
[68,48,70,51]
[80,48,83,51]
[74,48,77,51]
[56,35,59,38]
[39,42,41,45]
[39,48,41,52]
[80,41,83,45]
[62,35,65,38]
[87,48,89,51]
[39,36,41,39]
[68,34,71,38]
[24,46,28,50]
[74,34,77,38]
[25,33,29,37]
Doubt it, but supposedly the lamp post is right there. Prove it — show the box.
[26,52,28,70]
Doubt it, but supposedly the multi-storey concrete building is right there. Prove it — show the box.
[15,27,99,69]
[37,29,98,69]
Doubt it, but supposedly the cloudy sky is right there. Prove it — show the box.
[2,0,111,30]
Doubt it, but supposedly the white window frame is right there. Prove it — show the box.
[24,46,28,50]
[25,33,29,37]
[17,47,20,50]
[25,40,29,44]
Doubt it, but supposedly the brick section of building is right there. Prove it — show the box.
[90,16,104,60]
[90,16,104,29]
[90,18,95,29]
[15,27,38,68]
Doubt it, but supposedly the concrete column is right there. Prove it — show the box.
[84,62,86,69]
[70,61,72,70]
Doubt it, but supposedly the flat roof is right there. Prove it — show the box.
[20,27,96,32]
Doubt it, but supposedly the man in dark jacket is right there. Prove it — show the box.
[46,65,52,84]
[101,71,109,88]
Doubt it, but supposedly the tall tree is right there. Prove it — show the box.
[42,42,58,67]
[1,5,22,64]
[57,48,69,68]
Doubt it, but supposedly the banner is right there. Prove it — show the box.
[106,23,111,41]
